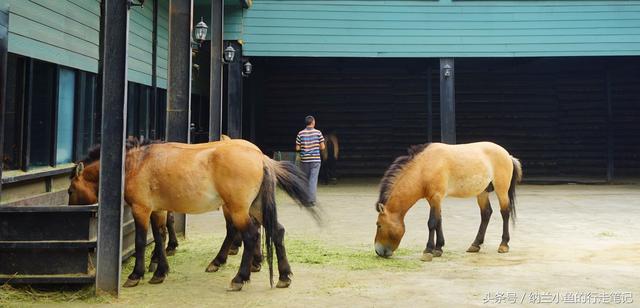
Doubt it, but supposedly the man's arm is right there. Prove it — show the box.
[296,134,301,152]
[319,133,326,151]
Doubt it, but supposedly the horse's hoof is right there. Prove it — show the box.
[123,278,140,288]
[148,262,158,273]
[250,263,262,272]
[467,245,481,253]
[498,245,509,253]
[148,275,165,284]
[227,282,244,291]
[276,279,291,288]
[228,247,239,256]
[206,263,221,272]
[433,250,443,257]
[165,248,177,256]
[420,252,433,262]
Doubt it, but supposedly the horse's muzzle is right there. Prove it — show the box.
[375,243,393,258]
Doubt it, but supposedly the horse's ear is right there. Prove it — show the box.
[75,162,85,177]
[376,202,385,213]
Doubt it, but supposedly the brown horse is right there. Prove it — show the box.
[69,138,319,290]
[374,142,522,261]
[69,137,263,274]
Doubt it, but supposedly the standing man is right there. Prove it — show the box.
[296,115,325,204]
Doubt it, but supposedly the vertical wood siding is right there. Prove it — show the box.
[242,1,640,57]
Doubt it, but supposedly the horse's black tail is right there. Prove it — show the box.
[508,157,523,224]
[258,164,277,288]
[260,157,322,287]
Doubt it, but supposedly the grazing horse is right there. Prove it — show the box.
[373,142,522,260]
[69,136,259,273]
[69,138,319,290]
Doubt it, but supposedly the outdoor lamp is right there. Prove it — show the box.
[194,17,208,43]
[224,45,236,63]
[242,61,253,77]
[443,64,453,78]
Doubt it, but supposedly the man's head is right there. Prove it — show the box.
[305,115,315,128]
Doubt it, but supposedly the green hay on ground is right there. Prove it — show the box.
[0,284,113,306]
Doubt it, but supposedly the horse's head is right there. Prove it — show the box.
[374,202,405,258]
[68,162,99,205]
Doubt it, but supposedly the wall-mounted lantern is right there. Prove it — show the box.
[443,64,453,78]
[194,17,208,44]
[126,0,145,10]
[242,61,253,77]
[223,45,236,63]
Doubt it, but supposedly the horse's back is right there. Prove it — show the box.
[423,142,513,198]
[125,141,264,214]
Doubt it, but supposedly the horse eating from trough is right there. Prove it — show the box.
[373,142,522,260]
[68,138,320,290]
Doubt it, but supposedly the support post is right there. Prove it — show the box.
[166,0,193,235]
[96,0,128,296]
[0,6,8,197]
[606,69,614,182]
[226,41,242,139]
[439,58,456,144]
[209,0,223,141]
[426,65,433,143]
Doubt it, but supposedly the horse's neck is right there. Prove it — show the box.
[386,167,424,217]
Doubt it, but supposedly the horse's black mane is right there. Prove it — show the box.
[79,137,164,165]
[376,143,431,211]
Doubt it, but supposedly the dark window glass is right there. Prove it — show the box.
[138,86,150,139]
[2,54,25,171]
[75,72,98,160]
[126,82,138,138]
[156,89,166,140]
[28,60,56,167]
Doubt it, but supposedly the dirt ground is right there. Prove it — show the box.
[107,180,640,307]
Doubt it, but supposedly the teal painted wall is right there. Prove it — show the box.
[4,0,100,72]
[242,1,640,57]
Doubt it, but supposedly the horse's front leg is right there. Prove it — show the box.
[123,206,151,288]
[229,215,259,291]
[274,223,293,288]
[422,199,444,261]
[206,217,238,272]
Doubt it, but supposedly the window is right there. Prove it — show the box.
[1,54,167,175]
[2,54,25,171]
[74,72,98,160]
[56,68,75,164]
[28,60,56,167]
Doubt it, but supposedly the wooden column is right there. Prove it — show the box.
[0,6,8,197]
[209,0,223,141]
[426,65,433,143]
[439,58,456,144]
[226,41,242,139]
[606,69,614,182]
[166,0,193,235]
[96,0,128,296]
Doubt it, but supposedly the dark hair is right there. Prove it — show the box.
[305,115,315,126]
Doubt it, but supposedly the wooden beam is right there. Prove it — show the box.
[96,0,128,296]
[209,0,223,141]
[439,58,456,144]
[226,41,242,139]
[0,6,8,197]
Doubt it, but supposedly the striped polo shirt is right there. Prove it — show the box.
[296,128,325,163]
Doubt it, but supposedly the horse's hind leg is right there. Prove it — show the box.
[206,217,238,272]
[467,192,493,253]
[229,213,260,291]
[123,205,151,288]
[250,218,263,272]
[149,211,170,284]
[274,223,293,288]
[497,191,511,253]
[165,211,179,256]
